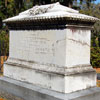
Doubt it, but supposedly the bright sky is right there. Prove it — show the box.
[95,0,100,4]
[77,0,100,4]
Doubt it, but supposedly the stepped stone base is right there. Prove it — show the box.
[0,77,100,100]
[4,59,96,93]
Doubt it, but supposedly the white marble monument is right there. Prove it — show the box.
[1,2,100,100]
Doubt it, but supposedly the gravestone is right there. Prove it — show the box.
[0,2,100,100]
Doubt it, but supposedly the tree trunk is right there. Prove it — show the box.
[33,0,40,5]
[44,0,51,4]
[62,0,73,8]
[69,1,73,8]
[5,0,7,7]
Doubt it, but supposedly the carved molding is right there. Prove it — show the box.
[5,57,95,76]
[29,3,55,16]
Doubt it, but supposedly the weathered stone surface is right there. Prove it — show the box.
[8,28,91,67]
[4,26,96,93]
[0,77,100,100]
[4,63,96,93]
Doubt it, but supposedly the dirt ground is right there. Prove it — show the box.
[0,90,23,100]
[95,68,100,73]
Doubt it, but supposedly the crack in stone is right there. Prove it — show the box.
[68,38,90,46]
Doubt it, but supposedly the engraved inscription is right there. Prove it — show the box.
[27,32,55,55]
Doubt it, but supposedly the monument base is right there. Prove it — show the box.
[0,77,100,100]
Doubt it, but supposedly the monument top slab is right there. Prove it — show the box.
[3,2,99,23]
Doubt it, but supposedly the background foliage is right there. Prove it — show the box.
[0,0,100,68]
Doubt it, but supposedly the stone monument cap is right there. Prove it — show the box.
[3,2,99,23]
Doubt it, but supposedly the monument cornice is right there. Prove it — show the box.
[6,18,94,30]
[3,2,99,26]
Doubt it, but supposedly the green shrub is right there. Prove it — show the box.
[91,47,100,68]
